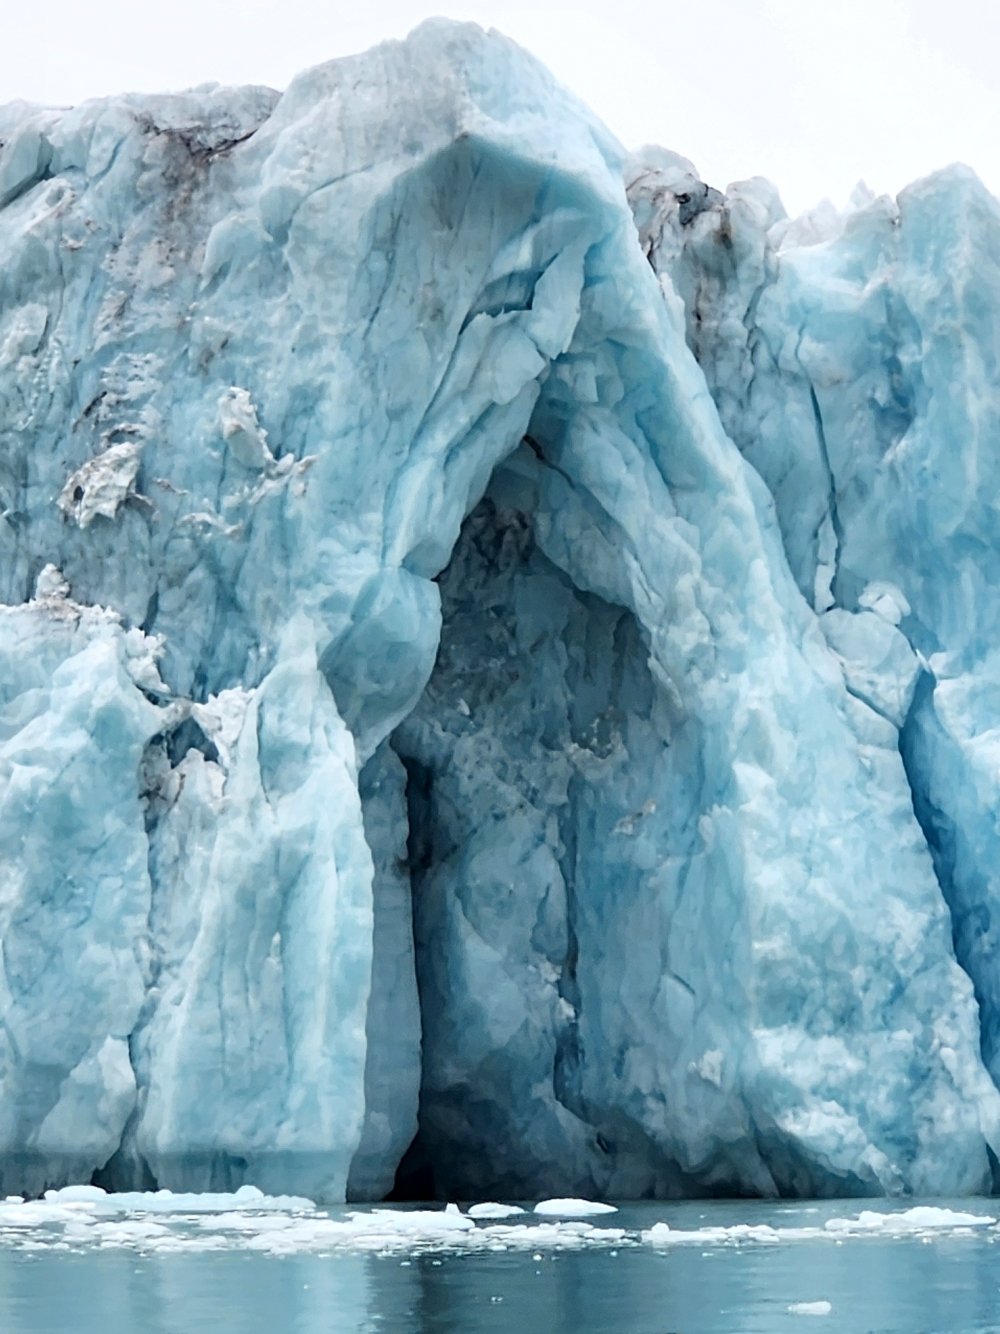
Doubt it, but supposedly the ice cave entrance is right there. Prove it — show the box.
[382,447,700,1201]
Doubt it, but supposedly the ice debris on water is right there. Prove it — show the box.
[467,1203,527,1219]
[39,1183,315,1212]
[0,1190,628,1256]
[788,1302,832,1317]
[823,1207,996,1233]
[534,1200,618,1218]
[641,1207,999,1247]
[0,1193,994,1260]
[2,17,1000,1203]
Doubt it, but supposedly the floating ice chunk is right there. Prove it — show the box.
[533,1199,617,1217]
[478,1221,627,1251]
[824,1206,996,1233]
[43,1184,108,1204]
[40,1183,315,1214]
[641,1222,671,1245]
[468,1202,526,1219]
[229,1206,479,1255]
[642,1221,781,1246]
[194,1211,298,1232]
[788,1301,832,1316]
[93,1219,171,1245]
[224,1211,623,1256]
[351,1206,476,1236]
[642,1206,997,1249]
[20,1192,966,1257]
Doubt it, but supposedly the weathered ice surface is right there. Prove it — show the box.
[0,20,998,1201]
[629,150,1000,1108]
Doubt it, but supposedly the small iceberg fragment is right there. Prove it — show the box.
[533,1199,617,1217]
[468,1202,526,1219]
[39,1183,317,1214]
[788,1302,832,1316]
[344,1206,476,1239]
[642,1221,781,1246]
[824,1207,996,1234]
[642,1205,998,1248]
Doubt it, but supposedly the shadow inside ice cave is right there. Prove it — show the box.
[367,449,735,1203]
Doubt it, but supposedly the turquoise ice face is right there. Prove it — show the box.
[0,18,997,1203]
[632,146,1000,1174]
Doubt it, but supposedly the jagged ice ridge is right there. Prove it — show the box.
[1,19,999,1202]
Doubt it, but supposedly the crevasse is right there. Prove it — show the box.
[0,20,998,1202]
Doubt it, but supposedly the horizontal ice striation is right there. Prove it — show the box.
[0,18,998,1201]
[629,151,1000,1099]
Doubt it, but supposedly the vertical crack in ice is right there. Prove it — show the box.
[898,672,999,1080]
[552,762,583,1126]
[96,730,180,1193]
[807,383,844,606]
[0,158,54,211]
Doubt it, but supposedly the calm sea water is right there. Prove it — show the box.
[3,1198,1000,1333]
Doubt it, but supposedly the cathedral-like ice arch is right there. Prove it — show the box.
[0,21,996,1202]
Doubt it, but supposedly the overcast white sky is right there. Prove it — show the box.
[2,0,997,215]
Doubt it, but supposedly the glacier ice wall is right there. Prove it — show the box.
[629,150,1000,1100]
[0,19,999,1201]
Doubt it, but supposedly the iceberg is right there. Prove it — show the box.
[533,1200,618,1218]
[641,1204,998,1247]
[0,18,999,1202]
